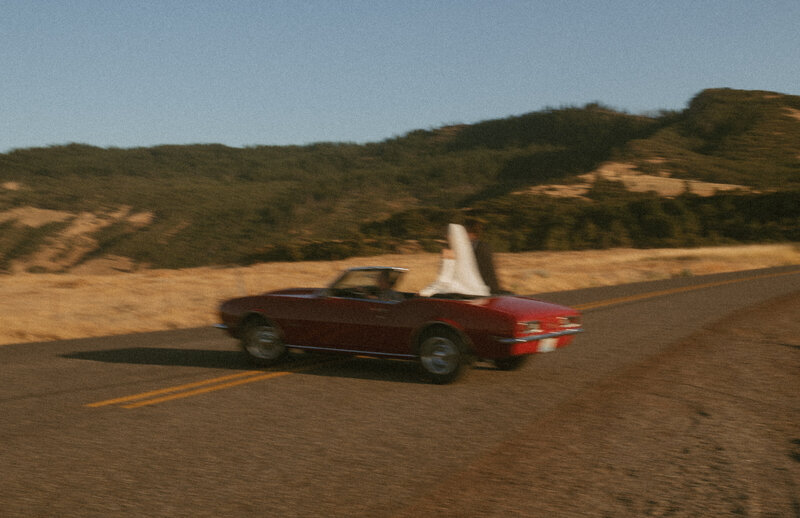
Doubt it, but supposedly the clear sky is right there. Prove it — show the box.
[2,0,798,152]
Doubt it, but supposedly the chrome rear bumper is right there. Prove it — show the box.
[497,328,583,344]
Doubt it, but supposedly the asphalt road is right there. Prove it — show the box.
[1,265,799,517]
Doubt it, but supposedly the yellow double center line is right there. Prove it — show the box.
[87,370,286,409]
[86,361,337,409]
[572,268,800,311]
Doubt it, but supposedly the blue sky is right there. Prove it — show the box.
[2,0,798,152]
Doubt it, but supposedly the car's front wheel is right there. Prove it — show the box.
[418,328,468,384]
[241,319,287,367]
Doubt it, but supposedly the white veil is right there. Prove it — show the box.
[419,223,490,297]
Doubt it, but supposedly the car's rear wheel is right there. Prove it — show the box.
[418,328,467,384]
[493,355,528,371]
[241,319,287,367]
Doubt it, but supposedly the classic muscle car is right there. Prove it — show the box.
[217,266,583,383]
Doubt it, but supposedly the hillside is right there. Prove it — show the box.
[1,88,799,273]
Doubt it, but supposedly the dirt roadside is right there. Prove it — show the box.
[396,291,800,517]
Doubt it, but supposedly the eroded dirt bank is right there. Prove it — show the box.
[397,292,800,517]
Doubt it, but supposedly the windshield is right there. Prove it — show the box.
[327,268,406,300]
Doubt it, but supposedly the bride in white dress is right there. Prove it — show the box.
[419,223,490,297]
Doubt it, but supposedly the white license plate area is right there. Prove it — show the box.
[537,337,558,353]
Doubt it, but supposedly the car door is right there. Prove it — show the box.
[342,298,413,354]
[293,291,410,353]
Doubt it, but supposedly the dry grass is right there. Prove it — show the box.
[1,206,154,273]
[521,162,752,198]
[2,244,798,346]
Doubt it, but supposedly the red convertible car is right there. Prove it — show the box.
[217,266,583,383]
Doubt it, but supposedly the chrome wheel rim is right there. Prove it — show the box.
[420,336,459,375]
[245,325,284,360]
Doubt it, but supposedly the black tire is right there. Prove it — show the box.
[240,318,287,367]
[418,328,468,384]
[493,355,529,371]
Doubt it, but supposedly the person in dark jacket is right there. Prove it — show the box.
[464,218,503,294]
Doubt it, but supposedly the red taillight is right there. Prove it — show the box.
[558,315,581,328]
[516,320,542,335]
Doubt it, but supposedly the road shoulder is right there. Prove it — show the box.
[398,290,800,517]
